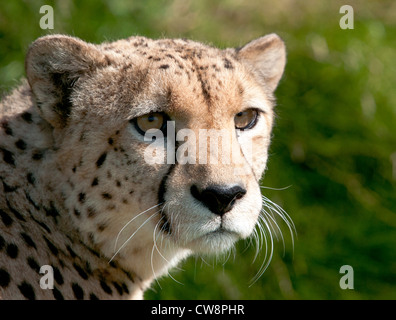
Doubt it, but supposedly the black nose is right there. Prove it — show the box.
[190,184,247,216]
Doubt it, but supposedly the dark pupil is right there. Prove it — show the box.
[148,115,155,122]
[236,112,243,117]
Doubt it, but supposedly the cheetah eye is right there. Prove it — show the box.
[234,109,259,130]
[132,112,168,136]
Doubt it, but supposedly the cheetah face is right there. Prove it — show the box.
[26,34,285,277]
[136,93,275,255]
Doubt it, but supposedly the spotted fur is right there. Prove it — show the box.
[0,34,285,299]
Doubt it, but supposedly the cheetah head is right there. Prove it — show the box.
[26,34,286,282]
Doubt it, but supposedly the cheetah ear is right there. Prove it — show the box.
[237,33,286,92]
[26,35,109,128]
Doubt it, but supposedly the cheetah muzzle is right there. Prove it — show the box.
[0,33,288,299]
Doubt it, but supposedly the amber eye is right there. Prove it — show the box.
[132,112,168,135]
[234,109,259,130]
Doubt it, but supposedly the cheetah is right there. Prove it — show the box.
[0,33,287,299]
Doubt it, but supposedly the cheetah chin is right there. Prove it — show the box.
[0,33,290,299]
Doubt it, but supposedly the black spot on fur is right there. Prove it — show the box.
[6,243,18,259]
[31,215,51,233]
[72,283,84,300]
[108,137,114,145]
[26,192,40,210]
[53,287,64,300]
[1,148,15,166]
[90,293,99,300]
[2,180,18,192]
[159,64,169,69]
[84,261,93,275]
[6,200,26,221]
[0,209,13,227]
[21,112,33,123]
[1,121,13,135]
[18,281,36,300]
[122,269,135,283]
[43,236,58,255]
[32,151,44,161]
[20,232,37,250]
[53,266,64,285]
[27,257,40,273]
[100,280,112,295]
[15,139,27,150]
[0,235,4,251]
[223,58,234,69]
[73,263,89,280]
[0,268,11,288]
[113,282,124,296]
[86,244,100,258]
[102,193,112,200]
[73,208,81,217]
[66,245,77,258]
[78,193,86,203]
[27,173,36,185]
[44,202,60,221]
[91,177,99,187]
[121,282,129,294]
[96,152,107,167]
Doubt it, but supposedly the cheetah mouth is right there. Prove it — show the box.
[157,204,241,253]
[204,227,240,241]
[188,227,240,254]
[158,205,239,236]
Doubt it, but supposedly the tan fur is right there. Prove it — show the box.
[0,34,285,299]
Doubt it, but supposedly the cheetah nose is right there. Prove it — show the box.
[190,184,247,216]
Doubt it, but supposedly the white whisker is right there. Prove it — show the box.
[250,214,274,286]
[151,203,184,287]
[113,203,163,253]
[261,209,285,253]
[247,190,296,285]
[151,215,165,289]
[262,195,297,252]
[109,210,160,263]
[260,185,292,191]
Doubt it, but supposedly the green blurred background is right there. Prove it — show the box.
[1,0,395,299]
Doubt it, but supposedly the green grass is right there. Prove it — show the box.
[1,0,395,299]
